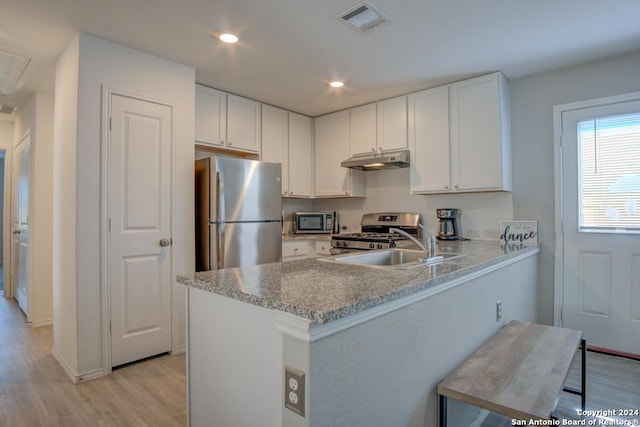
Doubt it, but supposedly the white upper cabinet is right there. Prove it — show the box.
[350,97,408,157]
[195,85,226,147]
[377,96,408,152]
[261,104,289,194]
[261,106,313,198]
[410,72,511,194]
[315,110,365,198]
[227,94,261,153]
[195,84,261,154]
[349,103,377,156]
[449,73,511,192]
[409,86,451,193]
[287,112,313,198]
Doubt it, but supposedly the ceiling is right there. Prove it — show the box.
[1,0,640,118]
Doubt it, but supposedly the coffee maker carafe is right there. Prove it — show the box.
[436,208,460,240]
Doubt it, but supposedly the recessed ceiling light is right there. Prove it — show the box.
[219,33,239,44]
[330,81,345,88]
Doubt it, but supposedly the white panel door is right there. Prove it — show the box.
[11,132,31,316]
[561,100,640,356]
[109,94,172,367]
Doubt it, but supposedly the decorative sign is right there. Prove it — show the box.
[500,220,538,244]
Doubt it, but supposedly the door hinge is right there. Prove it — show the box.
[560,307,564,322]
[109,117,112,131]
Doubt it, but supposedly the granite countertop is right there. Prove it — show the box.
[178,241,539,324]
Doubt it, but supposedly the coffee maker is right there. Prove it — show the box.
[436,208,460,240]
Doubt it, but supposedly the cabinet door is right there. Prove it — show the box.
[377,96,408,152]
[315,111,353,197]
[409,87,451,193]
[227,94,261,153]
[282,240,310,261]
[261,105,289,195]
[450,73,510,191]
[350,103,377,156]
[195,85,226,147]
[288,113,313,197]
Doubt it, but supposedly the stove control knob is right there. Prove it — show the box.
[336,241,343,247]
[377,243,383,249]
[369,243,375,249]
[343,242,348,247]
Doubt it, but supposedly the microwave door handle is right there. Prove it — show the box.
[216,171,226,269]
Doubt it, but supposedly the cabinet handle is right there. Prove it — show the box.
[454,185,459,189]
[228,141,233,146]
[444,186,449,189]
[371,147,376,152]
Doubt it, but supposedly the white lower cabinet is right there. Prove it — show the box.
[314,240,331,257]
[410,72,511,194]
[282,240,310,261]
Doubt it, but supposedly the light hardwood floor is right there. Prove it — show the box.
[2,294,639,426]
[0,296,186,426]
[482,344,640,426]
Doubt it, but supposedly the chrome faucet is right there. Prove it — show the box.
[390,227,435,257]
[418,224,437,257]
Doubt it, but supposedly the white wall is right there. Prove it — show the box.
[510,50,640,324]
[53,33,195,378]
[0,121,12,278]
[12,92,55,326]
[312,168,513,238]
[53,34,80,371]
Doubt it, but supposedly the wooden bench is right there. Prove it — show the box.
[437,320,585,426]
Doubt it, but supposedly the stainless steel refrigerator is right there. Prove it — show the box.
[195,156,282,271]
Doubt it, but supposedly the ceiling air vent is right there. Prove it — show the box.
[337,2,390,32]
[0,104,17,115]
[0,48,35,97]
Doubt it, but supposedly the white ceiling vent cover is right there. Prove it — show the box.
[0,48,35,97]
[337,2,390,32]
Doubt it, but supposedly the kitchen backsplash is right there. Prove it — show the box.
[284,168,514,240]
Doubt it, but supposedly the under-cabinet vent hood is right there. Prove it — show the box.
[341,150,410,171]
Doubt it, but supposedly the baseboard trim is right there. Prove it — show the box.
[588,345,640,361]
[51,346,106,383]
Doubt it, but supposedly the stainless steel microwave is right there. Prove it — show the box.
[292,211,334,234]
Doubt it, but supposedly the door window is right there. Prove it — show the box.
[578,112,640,232]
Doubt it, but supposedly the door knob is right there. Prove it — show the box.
[159,238,171,247]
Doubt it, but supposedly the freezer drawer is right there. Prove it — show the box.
[211,222,282,269]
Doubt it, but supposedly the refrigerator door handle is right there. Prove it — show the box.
[217,171,226,269]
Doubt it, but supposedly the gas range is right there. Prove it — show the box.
[331,213,421,254]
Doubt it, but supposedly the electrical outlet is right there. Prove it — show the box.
[285,365,305,417]
[496,300,503,322]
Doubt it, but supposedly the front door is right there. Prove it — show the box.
[560,98,640,356]
[11,132,31,316]
[109,93,173,367]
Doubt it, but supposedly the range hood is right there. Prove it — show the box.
[341,150,410,171]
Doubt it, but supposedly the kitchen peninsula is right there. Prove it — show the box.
[179,241,539,427]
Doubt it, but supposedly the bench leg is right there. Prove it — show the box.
[580,338,586,411]
[439,394,447,427]
[563,338,587,411]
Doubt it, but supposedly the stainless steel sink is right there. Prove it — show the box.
[319,248,464,270]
